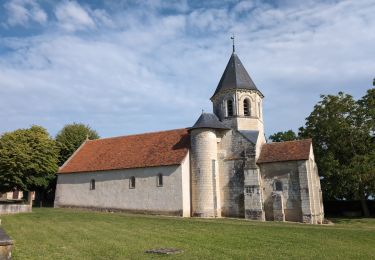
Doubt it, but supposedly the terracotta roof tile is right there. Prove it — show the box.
[59,128,190,174]
[257,139,312,164]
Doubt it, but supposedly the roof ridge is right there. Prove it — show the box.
[88,128,189,142]
[233,53,238,88]
[266,138,312,145]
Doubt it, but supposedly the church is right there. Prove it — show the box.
[54,47,325,224]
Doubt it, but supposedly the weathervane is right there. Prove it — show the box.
[231,34,235,53]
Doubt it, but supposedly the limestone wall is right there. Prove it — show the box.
[0,191,23,200]
[305,148,324,223]
[259,161,302,222]
[55,158,190,216]
[217,130,255,217]
[0,204,32,215]
[212,89,265,137]
[258,154,324,224]
[244,165,265,220]
[190,129,220,217]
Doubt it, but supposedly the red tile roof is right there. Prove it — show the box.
[59,128,190,174]
[257,139,312,164]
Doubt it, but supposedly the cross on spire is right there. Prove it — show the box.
[231,34,235,53]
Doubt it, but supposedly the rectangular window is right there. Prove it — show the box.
[157,173,163,187]
[129,176,135,189]
[212,160,216,175]
[245,185,253,195]
[90,179,95,190]
[258,102,262,118]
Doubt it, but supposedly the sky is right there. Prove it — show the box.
[0,0,374,139]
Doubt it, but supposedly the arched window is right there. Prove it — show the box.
[129,176,135,189]
[157,173,163,187]
[227,100,233,117]
[275,180,283,191]
[244,99,250,116]
[90,179,95,190]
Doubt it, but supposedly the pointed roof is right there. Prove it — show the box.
[211,53,263,99]
[190,113,230,131]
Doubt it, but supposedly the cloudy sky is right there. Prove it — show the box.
[0,0,374,139]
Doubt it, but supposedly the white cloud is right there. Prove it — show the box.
[91,9,114,28]
[188,8,230,32]
[0,0,374,138]
[4,0,47,26]
[55,1,96,32]
[233,0,256,13]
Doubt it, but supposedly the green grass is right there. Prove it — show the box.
[1,208,375,259]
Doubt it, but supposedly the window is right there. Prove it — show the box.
[258,102,262,118]
[157,173,163,187]
[212,160,216,175]
[90,179,95,190]
[129,176,135,189]
[245,185,252,195]
[243,99,250,116]
[275,181,283,191]
[227,100,233,117]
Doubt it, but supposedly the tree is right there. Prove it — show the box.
[269,130,298,142]
[0,126,58,193]
[56,123,99,166]
[299,90,375,216]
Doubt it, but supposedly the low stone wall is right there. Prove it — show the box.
[0,228,13,260]
[0,204,32,215]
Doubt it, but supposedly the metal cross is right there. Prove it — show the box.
[231,34,235,53]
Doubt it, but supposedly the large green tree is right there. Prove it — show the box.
[269,130,298,142]
[0,126,58,193]
[299,89,375,216]
[56,123,99,166]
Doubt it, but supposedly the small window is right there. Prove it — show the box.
[129,176,135,189]
[275,181,283,191]
[157,173,163,187]
[227,100,233,117]
[245,185,252,195]
[90,179,95,190]
[244,99,250,116]
[258,102,262,118]
[212,160,216,175]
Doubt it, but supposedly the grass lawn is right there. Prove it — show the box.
[1,208,374,259]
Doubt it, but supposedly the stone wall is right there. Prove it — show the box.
[211,89,265,139]
[0,191,23,200]
[218,130,255,217]
[55,157,190,217]
[190,129,220,217]
[258,156,324,224]
[259,161,302,222]
[0,204,32,215]
[244,165,265,221]
[304,149,324,224]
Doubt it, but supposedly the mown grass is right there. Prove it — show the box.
[1,208,374,259]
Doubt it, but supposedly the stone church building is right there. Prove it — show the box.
[55,50,324,224]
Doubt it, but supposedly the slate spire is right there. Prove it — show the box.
[211,52,263,100]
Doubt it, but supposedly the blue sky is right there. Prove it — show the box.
[0,0,374,138]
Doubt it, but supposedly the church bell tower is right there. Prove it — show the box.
[210,42,265,144]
